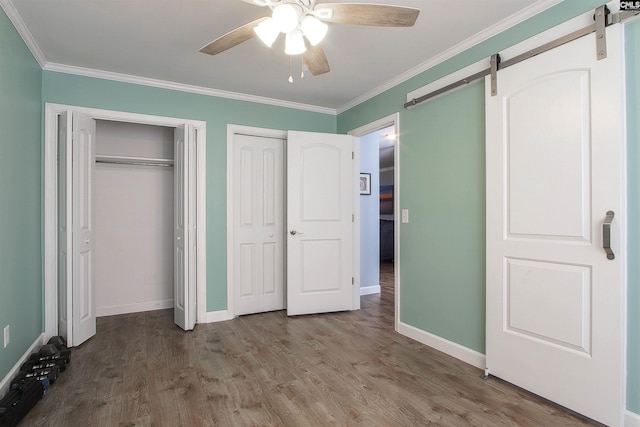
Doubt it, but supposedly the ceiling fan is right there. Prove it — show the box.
[199,1,420,77]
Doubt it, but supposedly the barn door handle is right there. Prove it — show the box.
[603,211,615,260]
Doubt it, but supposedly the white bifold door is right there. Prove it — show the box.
[231,130,356,317]
[59,115,196,347]
[485,25,625,426]
[58,111,97,347]
[173,125,197,331]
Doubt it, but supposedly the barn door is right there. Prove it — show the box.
[485,25,625,426]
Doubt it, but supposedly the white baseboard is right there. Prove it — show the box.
[360,285,381,296]
[626,410,640,427]
[0,333,45,397]
[198,309,234,324]
[96,299,174,317]
[397,321,485,369]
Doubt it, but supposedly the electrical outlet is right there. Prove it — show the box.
[3,325,9,348]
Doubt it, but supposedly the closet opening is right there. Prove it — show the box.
[44,103,206,346]
[93,120,176,319]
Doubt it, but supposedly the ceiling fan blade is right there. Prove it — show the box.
[303,43,330,76]
[200,17,268,55]
[316,3,420,27]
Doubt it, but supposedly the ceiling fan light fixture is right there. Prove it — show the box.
[285,30,306,55]
[272,3,300,33]
[301,15,327,46]
[254,18,279,47]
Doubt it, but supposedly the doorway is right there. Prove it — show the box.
[349,113,400,330]
[43,104,207,345]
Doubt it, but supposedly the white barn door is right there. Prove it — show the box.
[286,131,355,316]
[485,26,625,426]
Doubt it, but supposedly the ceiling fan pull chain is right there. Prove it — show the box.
[289,56,294,83]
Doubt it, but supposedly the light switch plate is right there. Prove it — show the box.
[3,325,9,348]
[401,209,409,223]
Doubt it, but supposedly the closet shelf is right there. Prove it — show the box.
[95,155,174,168]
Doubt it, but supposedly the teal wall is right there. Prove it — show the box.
[41,71,336,313]
[337,0,639,413]
[626,17,640,415]
[0,9,43,380]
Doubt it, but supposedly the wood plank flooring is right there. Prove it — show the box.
[20,263,600,426]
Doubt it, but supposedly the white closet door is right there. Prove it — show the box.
[174,125,195,330]
[57,112,72,343]
[71,112,97,346]
[232,134,285,316]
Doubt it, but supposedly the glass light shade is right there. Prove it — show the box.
[272,4,299,33]
[301,15,327,46]
[254,18,279,47]
[285,30,306,55]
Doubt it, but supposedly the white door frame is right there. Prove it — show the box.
[348,112,400,331]
[226,124,361,318]
[43,103,207,339]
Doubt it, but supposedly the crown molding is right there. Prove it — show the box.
[0,0,47,67]
[3,0,561,117]
[43,62,336,115]
[336,0,563,114]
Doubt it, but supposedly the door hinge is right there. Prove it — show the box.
[352,277,354,285]
[352,214,355,222]
[352,152,354,160]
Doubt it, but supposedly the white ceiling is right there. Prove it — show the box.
[6,0,557,111]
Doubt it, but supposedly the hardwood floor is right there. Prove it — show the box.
[20,266,599,426]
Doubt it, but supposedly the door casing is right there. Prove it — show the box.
[349,113,401,331]
[43,103,207,340]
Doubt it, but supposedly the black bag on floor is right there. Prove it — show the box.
[0,378,45,427]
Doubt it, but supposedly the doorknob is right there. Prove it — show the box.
[290,230,303,236]
[603,210,615,260]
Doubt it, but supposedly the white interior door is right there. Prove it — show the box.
[57,112,72,344]
[485,26,625,426]
[286,130,356,316]
[232,134,285,315]
[71,112,97,346]
[174,125,196,330]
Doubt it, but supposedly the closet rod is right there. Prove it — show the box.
[95,155,174,168]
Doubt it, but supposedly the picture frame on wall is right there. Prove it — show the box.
[360,173,371,195]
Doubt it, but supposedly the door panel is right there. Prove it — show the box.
[57,112,72,343]
[232,134,285,316]
[174,125,196,330]
[71,112,96,346]
[485,26,624,426]
[287,131,355,316]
